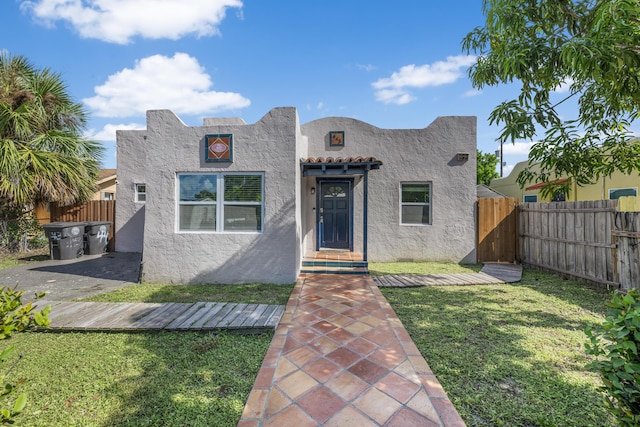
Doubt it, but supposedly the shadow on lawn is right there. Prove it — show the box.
[381,277,615,427]
[97,330,272,427]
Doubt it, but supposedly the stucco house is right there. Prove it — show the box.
[115,107,477,284]
[491,160,640,203]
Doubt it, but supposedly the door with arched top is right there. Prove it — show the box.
[318,180,352,249]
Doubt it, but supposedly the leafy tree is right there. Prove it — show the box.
[477,149,500,185]
[463,0,640,197]
[0,52,103,251]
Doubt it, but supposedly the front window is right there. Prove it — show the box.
[400,182,431,225]
[177,173,263,232]
[135,184,146,202]
[609,187,638,200]
[523,194,538,203]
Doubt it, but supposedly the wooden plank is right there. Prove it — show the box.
[165,303,209,330]
[130,303,193,329]
[229,304,262,328]
[254,305,280,327]
[239,304,270,328]
[186,302,228,330]
[47,302,85,322]
[202,303,237,330]
[208,303,249,329]
[99,303,162,330]
[265,305,285,329]
[50,303,99,327]
[76,303,143,329]
[167,303,215,330]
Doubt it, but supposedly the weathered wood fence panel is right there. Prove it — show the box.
[613,212,640,289]
[50,201,116,251]
[477,197,519,263]
[519,200,619,287]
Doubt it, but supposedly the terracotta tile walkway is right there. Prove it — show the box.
[238,274,466,426]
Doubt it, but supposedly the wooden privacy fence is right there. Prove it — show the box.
[613,211,640,289]
[518,200,640,289]
[477,197,519,263]
[50,200,116,251]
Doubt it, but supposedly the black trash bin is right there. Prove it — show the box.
[84,221,111,255]
[42,222,86,260]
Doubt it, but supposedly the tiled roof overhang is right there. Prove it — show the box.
[300,156,383,176]
[525,178,569,191]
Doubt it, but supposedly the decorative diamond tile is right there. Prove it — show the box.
[297,386,347,424]
[353,387,402,425]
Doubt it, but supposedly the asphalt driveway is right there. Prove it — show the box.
[0,252,142,302]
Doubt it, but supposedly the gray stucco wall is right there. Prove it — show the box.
[115,108,300,284]
[300,116,477,263]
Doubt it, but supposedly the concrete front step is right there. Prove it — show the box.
[299,266,369,275]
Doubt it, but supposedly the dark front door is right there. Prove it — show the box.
[319,180,351,249]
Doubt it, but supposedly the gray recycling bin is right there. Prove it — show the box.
[84,221,111,255]
[42,222,86,260]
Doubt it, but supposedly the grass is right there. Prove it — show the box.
[80,282,295,305]
[0,255,616,426]
[0,248,49,270]
[380,268,615,426]
[369,261,482,275]
[0,331,271,427]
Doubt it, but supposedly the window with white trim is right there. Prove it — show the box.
[135,184,146,202]
[177,173,263,232]
[400,182,431,225]
[523,194,538,203]
[609,187,637,200]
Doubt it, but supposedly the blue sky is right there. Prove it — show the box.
[2,0,558,175]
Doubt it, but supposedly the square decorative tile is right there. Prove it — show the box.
[375,372,421,404]
[348,359,389,384]
[304,357,342,383]
[325,371,369,402]
[275,370,319,400]
[327,347,361,368]
[297,386,347,424]
[353,387,402,425]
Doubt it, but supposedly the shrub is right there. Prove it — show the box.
[0,286,50,425]
[585,289,640,426]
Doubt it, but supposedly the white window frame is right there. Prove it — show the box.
[176,172,264,233]
[608,187,638,200]
[523,194,538,203]
[400,181,432,226]
[102,191,115,200]
[135,184,146,203]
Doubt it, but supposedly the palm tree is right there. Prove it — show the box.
[0,51,103,250]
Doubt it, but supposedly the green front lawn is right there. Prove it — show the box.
[381,268,615,426]
[0,331,270,426]
[80,282,295,305]
[0,255,615,426]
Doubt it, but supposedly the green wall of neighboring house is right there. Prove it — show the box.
[490,160,640,203]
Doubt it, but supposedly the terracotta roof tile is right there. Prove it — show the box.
[300,156,383,165]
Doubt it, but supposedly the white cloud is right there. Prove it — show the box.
[83,53,250,118]
[372,55,477,105]
[502,164,515,177]
[316,102,324,110]
[463,89,482,97]
[87,122,145,142]
[502,141,536,156]
[553,78,574,94]
[21,0,242,44]
[357,64,376,72]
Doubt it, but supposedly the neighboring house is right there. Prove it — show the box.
[33,168,117,224]
[115,107,477,284]
[477,184,506,199]
[490,160,640,203]
[93,169,117,200]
